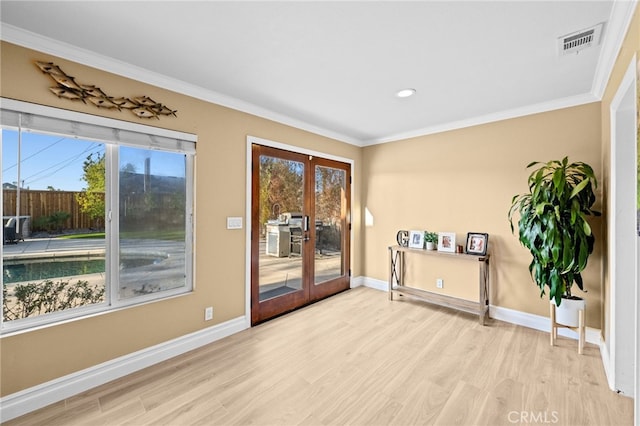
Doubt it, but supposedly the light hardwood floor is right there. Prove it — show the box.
[5,287,634,425]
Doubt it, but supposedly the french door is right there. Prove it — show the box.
[251,144,351,324]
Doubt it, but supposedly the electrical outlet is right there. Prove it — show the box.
[205,306,213,321]
[436,278,444,289]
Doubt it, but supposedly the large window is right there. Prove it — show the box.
[1,100,195,333]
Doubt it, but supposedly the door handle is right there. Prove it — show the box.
[304,216,310,242]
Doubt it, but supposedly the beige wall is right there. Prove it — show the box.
[362,103,603,325]
[599,8,640,354]
[0,42,363,396]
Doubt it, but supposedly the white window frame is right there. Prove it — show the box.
[0,99,196,334]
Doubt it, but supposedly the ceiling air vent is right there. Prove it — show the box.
[558,23,603,56]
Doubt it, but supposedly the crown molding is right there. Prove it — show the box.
[591,0,638,99]
[0,24,363,147]
[362,92,599,146]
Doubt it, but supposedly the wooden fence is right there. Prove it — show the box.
[3,190,102,231]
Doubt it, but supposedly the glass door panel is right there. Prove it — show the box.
[257,154,305,302]
[314,165,346,285]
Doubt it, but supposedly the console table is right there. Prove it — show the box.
[388,245,490,325]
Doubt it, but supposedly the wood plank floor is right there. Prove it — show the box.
[5,287,634,425]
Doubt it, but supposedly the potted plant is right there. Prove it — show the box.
[508,157,600,326]
[424,231,438,250]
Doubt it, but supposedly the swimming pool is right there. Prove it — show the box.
[3,255,166,284]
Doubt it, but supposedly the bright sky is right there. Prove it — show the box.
[2,130,103,191]
[2,130,185,191]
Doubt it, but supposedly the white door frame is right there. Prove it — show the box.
[608,54,638,403]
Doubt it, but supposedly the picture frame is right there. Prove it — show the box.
[437,232,456,252]
[466,232,488,255]
[408,230,424,249]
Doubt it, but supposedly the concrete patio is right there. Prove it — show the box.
[2,237,105,260]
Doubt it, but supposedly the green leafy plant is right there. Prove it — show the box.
[48,211,71,232]
[76,152,106,229]
[32,211,71,233]
[424,231,438,243]
[2,279,105,321]
[508,157,601,306]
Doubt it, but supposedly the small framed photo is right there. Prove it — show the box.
[466,232,488,255]
[408,230,424,249]
[437,232,456,252]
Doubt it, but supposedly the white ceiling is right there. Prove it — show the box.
[0,1,635,146]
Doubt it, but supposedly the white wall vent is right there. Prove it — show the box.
[558,23,604,56]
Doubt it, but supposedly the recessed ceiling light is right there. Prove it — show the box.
[396,88,416,98]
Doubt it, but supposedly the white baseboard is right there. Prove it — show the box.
[489,304,601,345]
[350,275,365,288]
[599,340,616,391]
[353,276,388,292]
[0,316,248,422]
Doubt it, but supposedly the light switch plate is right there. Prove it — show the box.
[227,217,243,229]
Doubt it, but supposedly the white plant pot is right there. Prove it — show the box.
[426,242,436,250]
[553,297,586,327]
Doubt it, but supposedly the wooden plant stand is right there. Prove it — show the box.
[549,302,585,355]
